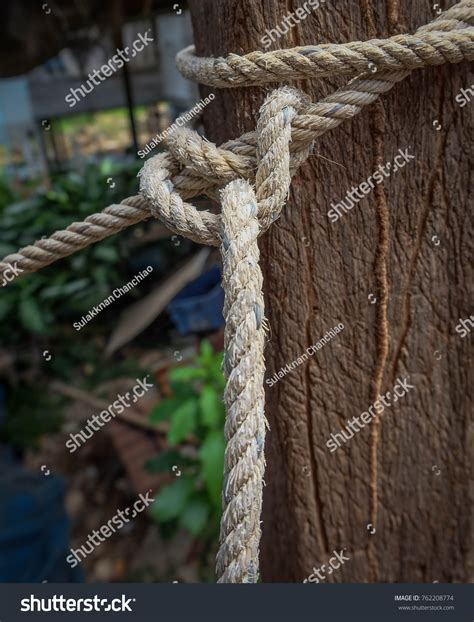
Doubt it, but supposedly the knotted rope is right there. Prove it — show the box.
[1,1,473,583]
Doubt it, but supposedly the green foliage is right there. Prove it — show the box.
[0,175,17,209]
[199,430,225,509]
[150,476,195,522]
[0,160,140,448]
[0,159,140,340]
[147,340,225,539]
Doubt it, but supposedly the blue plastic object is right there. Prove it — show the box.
[168,266,224,334]
[0,451,83,583]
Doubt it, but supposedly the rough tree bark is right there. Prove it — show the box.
[189,0,473,582]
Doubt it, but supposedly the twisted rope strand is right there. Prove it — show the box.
[0,195,149,278]
[176,1,474,87]
[217,179,266,583]
[215,84,300,581]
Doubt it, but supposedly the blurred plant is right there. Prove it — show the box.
[146,341,225,541]
[0,159,140,339]
[1,389,64,450]
[0,156,199,450]
[0,159,143,448]
[0,175,18,208]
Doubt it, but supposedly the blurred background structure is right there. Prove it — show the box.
[0,0,225,583]
[0,0,197,174]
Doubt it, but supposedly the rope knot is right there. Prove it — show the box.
[139,86,309,244]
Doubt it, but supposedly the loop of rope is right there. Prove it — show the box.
[0,0,472,586]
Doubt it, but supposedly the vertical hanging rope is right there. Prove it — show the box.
[217,180,266,583]
[216,87,302,582]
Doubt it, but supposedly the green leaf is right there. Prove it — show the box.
[99,158,115,176]
[40,278,90,300]
[179,496,210,536]
[199,384,223,428]
[199,430,224,508]
[145,450,193,474]
[168,366,207,383]
[150,477,194,522]
[198,339,213,365]
[19,297,47,334]
[167,399,198,445]
[149,397,184,424]
[5,199,36,216]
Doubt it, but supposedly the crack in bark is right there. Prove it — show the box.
[360,2,391,574]
[367,100,391,581]
[361,0,393,583]
[390,76,448,384]
[386,0,401,33]
[301,184,330,556]
[304,320,330,555]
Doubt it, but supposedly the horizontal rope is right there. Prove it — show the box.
[176,2,474,87]
[0,195,150,279]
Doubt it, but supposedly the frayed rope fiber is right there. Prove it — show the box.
[1,1,473,583]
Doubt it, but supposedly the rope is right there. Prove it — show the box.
[215,88,298,582]
[0,195,150,278]
[1,1,473,583]
[218,180,267,583]
[177,23,473,88]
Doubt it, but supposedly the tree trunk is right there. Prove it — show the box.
[188,0,473,582]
